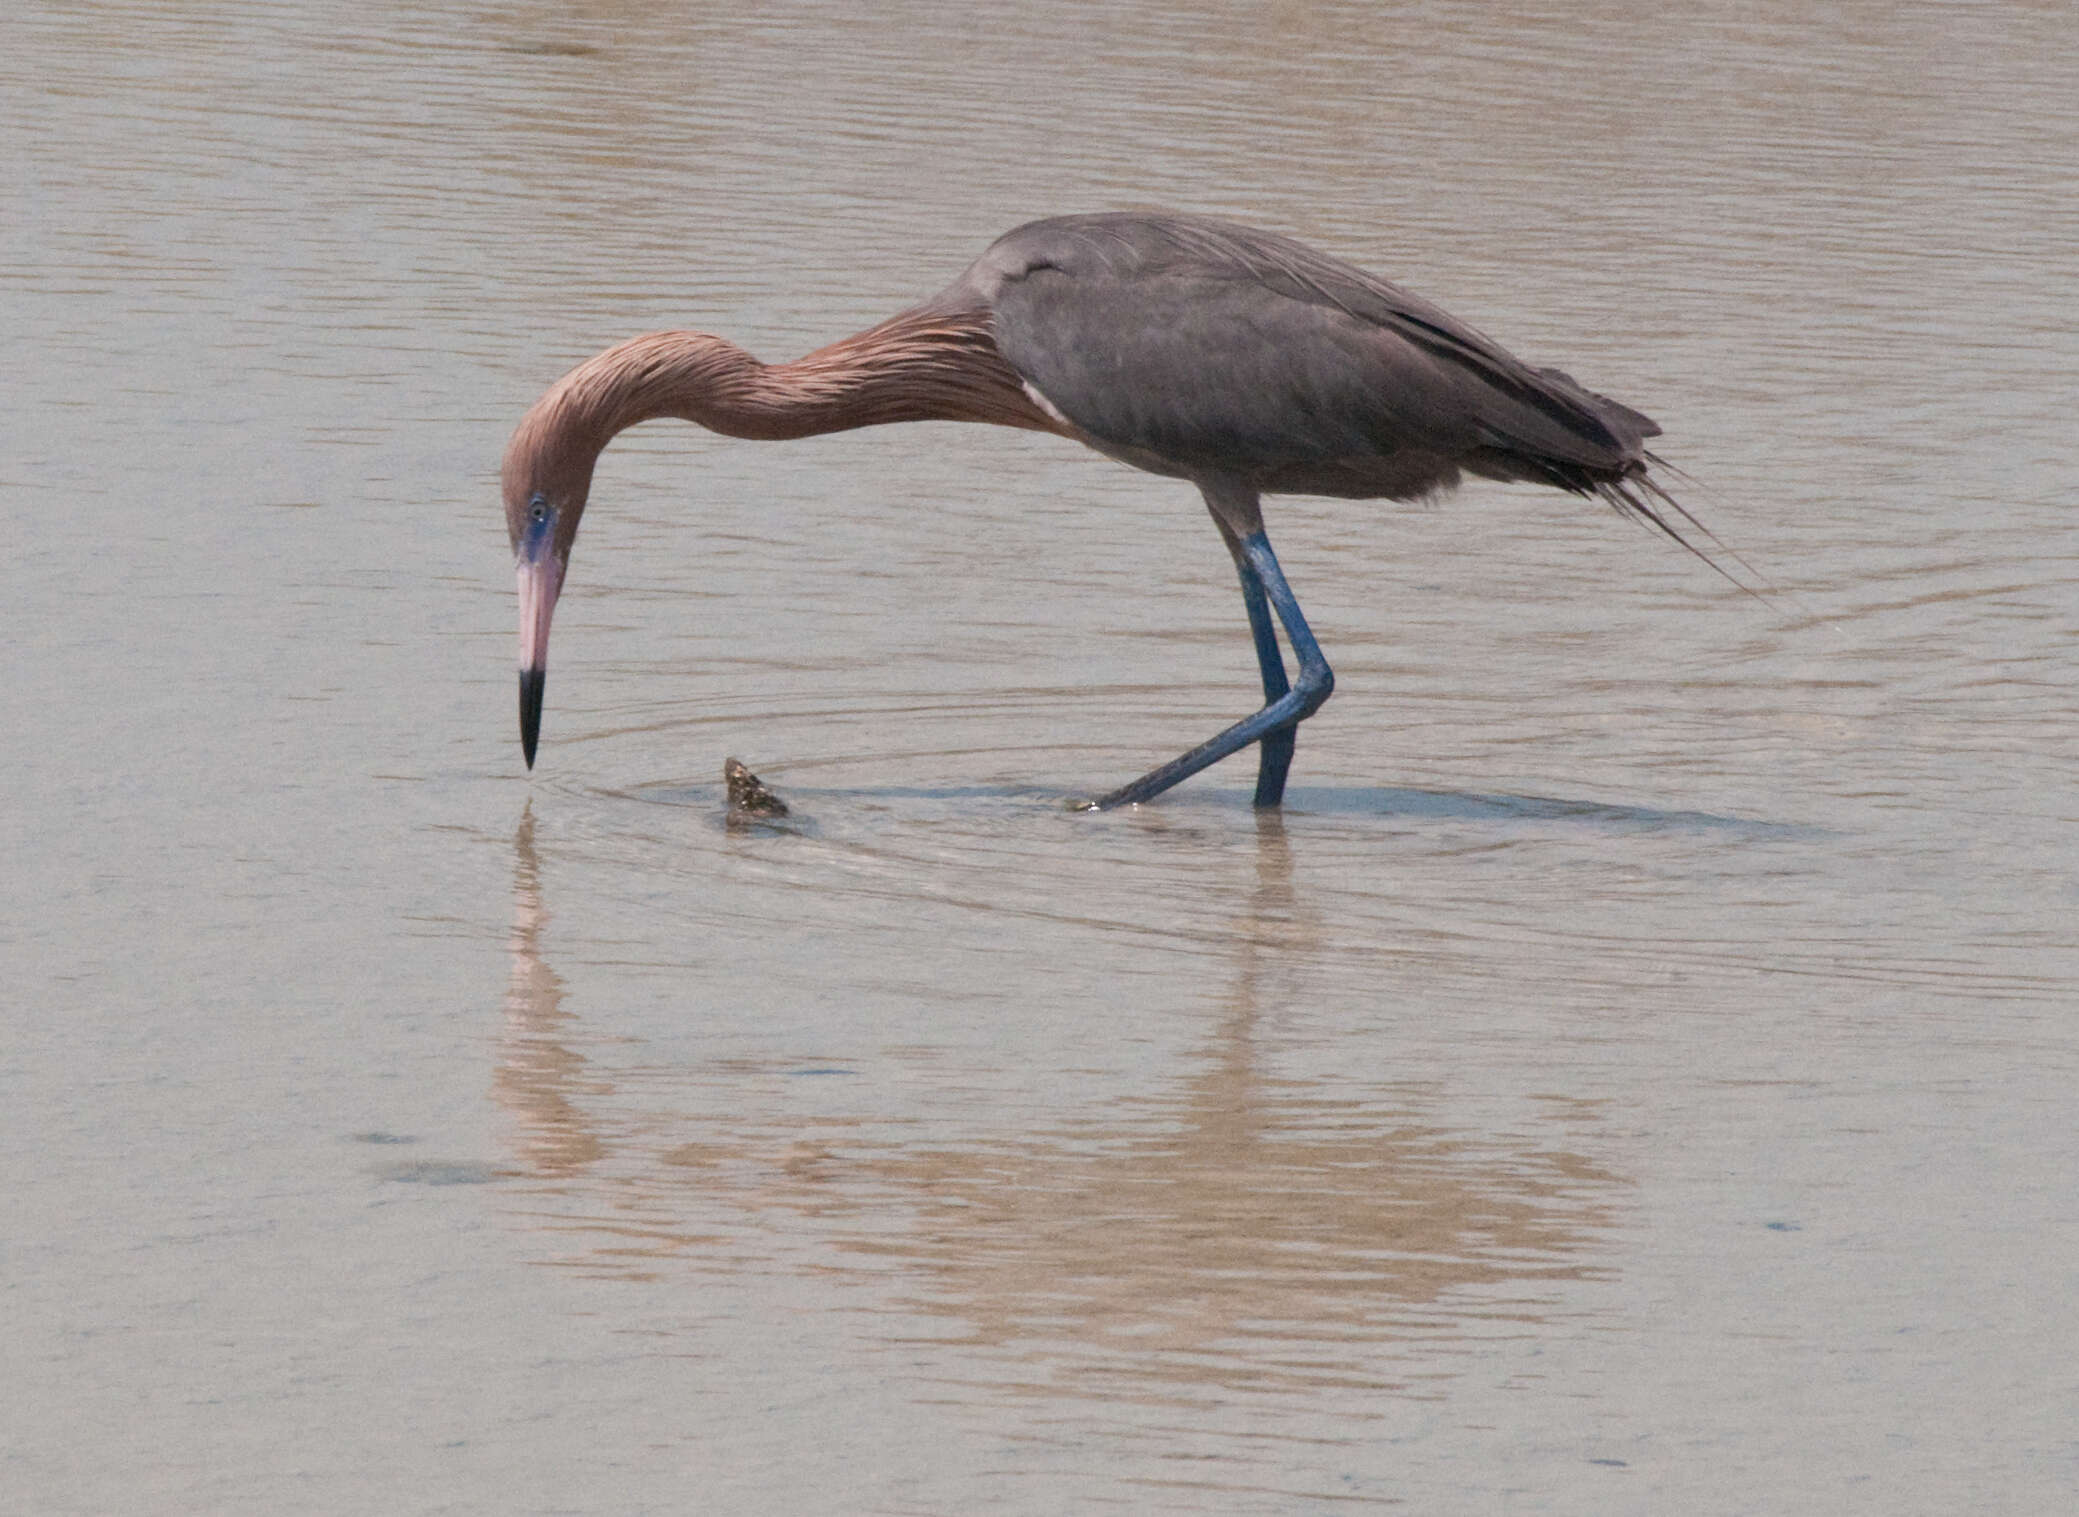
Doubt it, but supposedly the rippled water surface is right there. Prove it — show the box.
[7,2,2076,1511]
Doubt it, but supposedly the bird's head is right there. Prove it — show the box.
[501,391,603,770]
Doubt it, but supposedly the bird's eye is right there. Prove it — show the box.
[529,495,550,524]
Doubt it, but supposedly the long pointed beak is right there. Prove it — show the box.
[516,526,564,770]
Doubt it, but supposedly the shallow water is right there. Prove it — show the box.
[7,1,2076,1511]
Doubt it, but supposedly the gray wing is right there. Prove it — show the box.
[939,212,1657,501]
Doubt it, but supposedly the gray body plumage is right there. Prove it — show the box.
[936,211,1660,504]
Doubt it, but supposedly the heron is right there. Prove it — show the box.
[502,211,1734,808]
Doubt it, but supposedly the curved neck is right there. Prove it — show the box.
[503,306,1065,516]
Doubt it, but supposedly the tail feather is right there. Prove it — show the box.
[1586,454,1770,601]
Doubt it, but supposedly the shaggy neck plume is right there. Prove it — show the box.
[500,306,1066,527]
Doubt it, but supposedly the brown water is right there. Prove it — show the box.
[7,2,2076,1511]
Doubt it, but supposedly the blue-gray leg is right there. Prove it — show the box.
[1094,530,1334,809]
[1234,541,1297,806]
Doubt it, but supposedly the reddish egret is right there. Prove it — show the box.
[503,212,1730,808]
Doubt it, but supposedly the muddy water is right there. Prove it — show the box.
[7,1,2076,1512]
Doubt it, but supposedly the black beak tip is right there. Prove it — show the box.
[519,667,545,770]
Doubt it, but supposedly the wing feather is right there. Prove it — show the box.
[954,212,1657,499]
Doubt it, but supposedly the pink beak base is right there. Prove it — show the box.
[517,553,564,769]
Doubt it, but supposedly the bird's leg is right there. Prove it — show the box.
[1214,515,1296,806]
[1094,510,1333,810]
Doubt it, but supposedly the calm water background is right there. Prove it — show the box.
[6,1,2076,1511]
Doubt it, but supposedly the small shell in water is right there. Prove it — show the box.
[723,756,790,822]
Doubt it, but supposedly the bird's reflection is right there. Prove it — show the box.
[494,803,606,1176]
[497,804,1625,1390]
